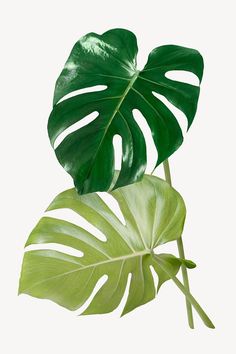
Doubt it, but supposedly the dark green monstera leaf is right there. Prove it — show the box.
[19,175,214,327]
[48,28,203,194]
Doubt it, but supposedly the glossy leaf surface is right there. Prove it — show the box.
[48,28,203,194]
[19,175,192,315]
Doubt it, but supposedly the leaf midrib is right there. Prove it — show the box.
[81,70,140,191]
[23,249,151,292]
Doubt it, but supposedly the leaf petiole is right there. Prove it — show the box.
[163,159,194,329]
[153,254,215,329]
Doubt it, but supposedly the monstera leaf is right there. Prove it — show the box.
[48,28,203,194]
[19,175,213,327]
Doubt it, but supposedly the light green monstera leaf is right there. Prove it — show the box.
[48,28,203,194]
[19,175,213,327]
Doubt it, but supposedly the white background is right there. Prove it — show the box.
[1,0,236,352]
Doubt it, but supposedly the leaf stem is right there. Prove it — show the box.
[153,255,215,328]
[163,159,194,329]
